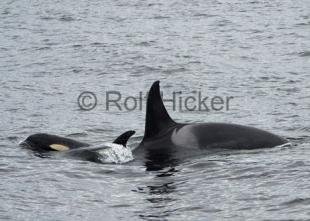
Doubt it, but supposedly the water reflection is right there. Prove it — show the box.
[135,147,182,220]
[135,178,179,221]
[144,146,180,171]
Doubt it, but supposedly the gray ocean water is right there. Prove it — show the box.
[1,0,310,220]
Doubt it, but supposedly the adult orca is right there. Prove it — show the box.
[21,131,135,159]
[134,81,288,165]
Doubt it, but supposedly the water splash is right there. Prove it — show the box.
[95,143,134,164]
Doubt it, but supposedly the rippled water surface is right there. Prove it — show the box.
[1,0,310,220]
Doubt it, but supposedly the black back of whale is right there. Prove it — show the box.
[22,130,135,152]
[137,81,287,153]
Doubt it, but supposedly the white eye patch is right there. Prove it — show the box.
[49,144,69,151]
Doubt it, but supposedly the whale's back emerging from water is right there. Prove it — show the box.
[136,81,287,154]
[21,131,135,163]
[21,130,135,152]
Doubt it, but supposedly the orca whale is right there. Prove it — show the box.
[21,131,135,163]
[134,81,288,164]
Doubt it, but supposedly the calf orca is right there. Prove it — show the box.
[21,133,89,151]
[134,81,288,164]
[20,131,135,163]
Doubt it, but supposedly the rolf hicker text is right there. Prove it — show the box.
[77,91,234,112]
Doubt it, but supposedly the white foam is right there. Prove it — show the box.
[96,143,134,164]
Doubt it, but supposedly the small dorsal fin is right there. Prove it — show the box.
[143,81,176,141]
[113,130,135,146]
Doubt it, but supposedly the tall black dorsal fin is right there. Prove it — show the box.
[143,81,176,141]
[113,130,135,146]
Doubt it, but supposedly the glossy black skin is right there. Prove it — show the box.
[21,131,135,163]
[140,123,287,150]
[62,147,106,163]
[135,122,287,164]
[21,131,135,152]
[133,81,288,170]
[21,133,89,152]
